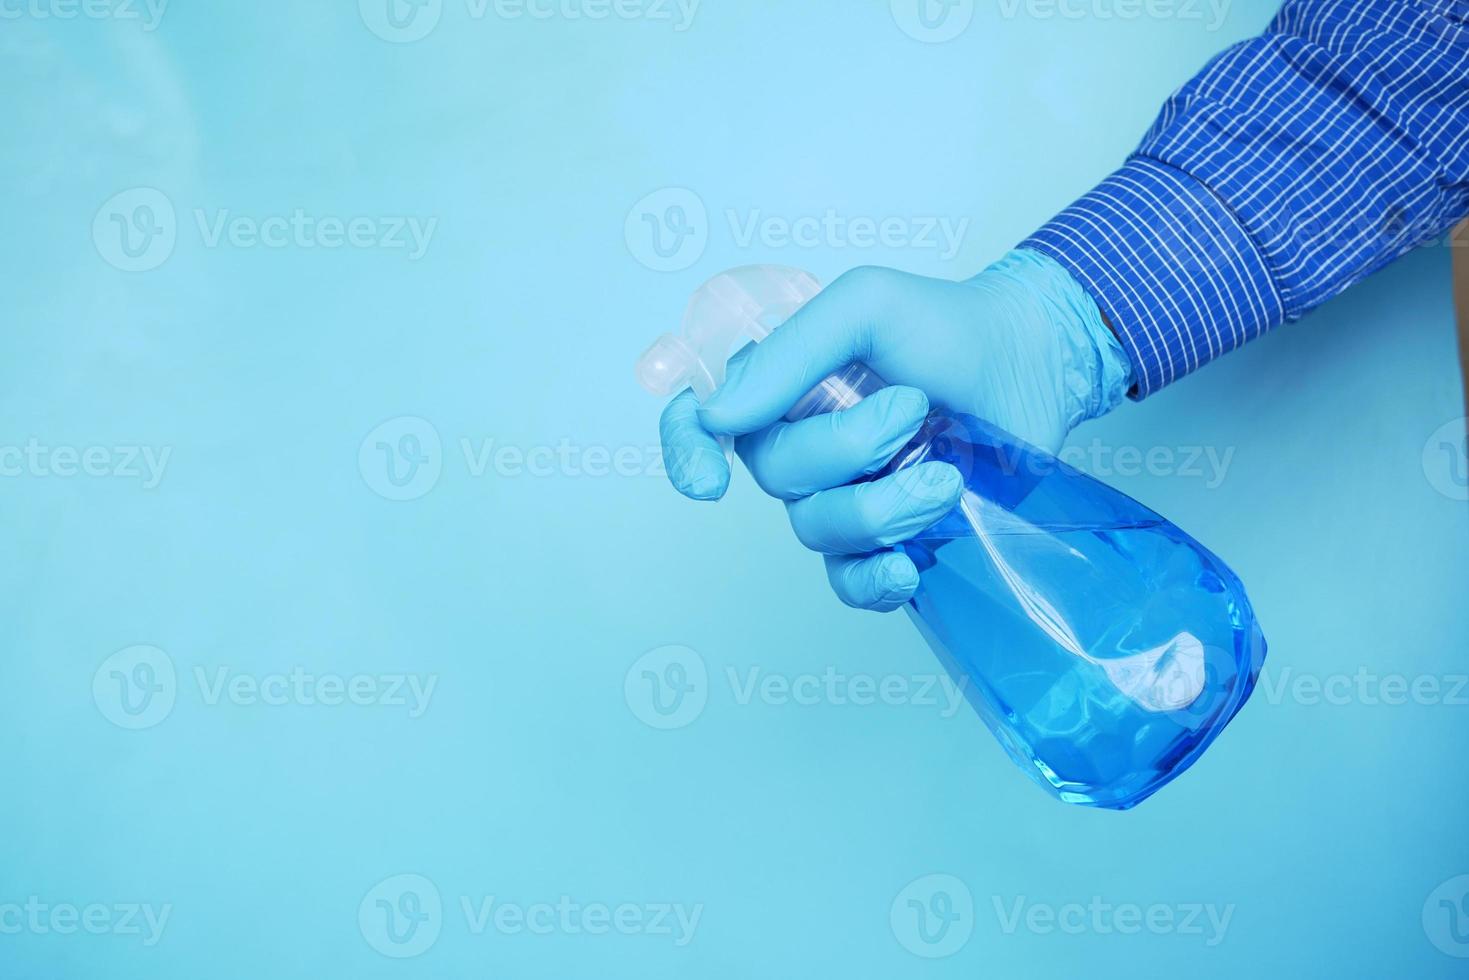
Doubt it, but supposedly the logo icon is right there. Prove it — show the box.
[1423,417,1469,502]
[359,0,443,42]
[1424,874,1469,958]
[359,874,443,958]
[93,188,177,272]
[359,417,443,501]
[890,873,974,959]
[624,645,708,730]
[625,188,708,273]
[890,0,974,43]
[93,645,177,730]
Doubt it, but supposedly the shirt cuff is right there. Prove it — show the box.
[1021,157,1286,398]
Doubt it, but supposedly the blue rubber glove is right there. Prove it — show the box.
[659,249,1133,611]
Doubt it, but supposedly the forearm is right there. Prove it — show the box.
[1023,0,1469,397]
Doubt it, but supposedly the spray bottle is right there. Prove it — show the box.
[638,265,1265,809]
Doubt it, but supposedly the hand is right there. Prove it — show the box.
[658,249,1132,611]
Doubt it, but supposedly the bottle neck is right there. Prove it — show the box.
[784,363,890,422]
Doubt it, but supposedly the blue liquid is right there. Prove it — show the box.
[882,412,1266,809]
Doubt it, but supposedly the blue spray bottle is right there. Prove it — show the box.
[638,266,1265,809]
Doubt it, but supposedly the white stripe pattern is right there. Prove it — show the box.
[1022,0,1469,397]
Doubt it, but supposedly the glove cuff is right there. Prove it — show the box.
[992,248,1133,427]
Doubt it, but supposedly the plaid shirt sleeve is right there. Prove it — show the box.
[1021,0,1469,397]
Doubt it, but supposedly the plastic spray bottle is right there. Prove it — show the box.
[638,265,1265,809]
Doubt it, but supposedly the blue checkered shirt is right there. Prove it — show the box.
[1023,0,1469,396]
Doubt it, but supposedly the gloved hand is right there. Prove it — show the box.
[658,249,1133,611]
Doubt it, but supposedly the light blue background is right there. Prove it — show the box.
[2,1,1468,977]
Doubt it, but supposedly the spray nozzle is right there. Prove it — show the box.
[636,265,823,402]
